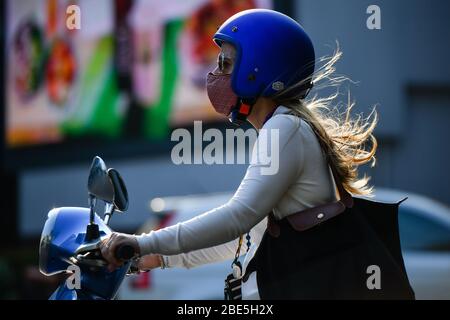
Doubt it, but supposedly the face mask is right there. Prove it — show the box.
[206,72,238,116]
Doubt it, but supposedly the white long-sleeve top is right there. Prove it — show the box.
[136,105,338,299]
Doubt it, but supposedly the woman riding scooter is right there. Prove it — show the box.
[100,9,414,300]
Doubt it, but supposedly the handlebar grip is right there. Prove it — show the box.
[115,244,135,261]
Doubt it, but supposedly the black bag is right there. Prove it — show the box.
[244,195,415,299]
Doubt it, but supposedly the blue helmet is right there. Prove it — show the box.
[213,9,315,100]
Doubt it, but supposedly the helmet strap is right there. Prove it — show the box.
[229,97,256,126]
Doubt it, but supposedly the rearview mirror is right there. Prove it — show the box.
[87,156,114,203]
[107,168,129,212]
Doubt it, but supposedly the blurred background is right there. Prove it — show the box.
[0,0,449,300]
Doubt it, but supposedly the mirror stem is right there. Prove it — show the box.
[88,195,96,225]
[104,214,111,226]
[104,203,115,225]
[85,195,100,241]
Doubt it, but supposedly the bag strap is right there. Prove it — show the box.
[302,117,354,208]
[284,110,353,208]
[328,162,354,208]
[264,116,354,237]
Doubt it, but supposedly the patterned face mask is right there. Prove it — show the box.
[206,72,239,116]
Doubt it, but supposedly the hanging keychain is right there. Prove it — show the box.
[224,236,243,300]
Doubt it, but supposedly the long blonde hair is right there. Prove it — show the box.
[272,45,378,196]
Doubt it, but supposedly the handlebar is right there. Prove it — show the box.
[115,244,136,261]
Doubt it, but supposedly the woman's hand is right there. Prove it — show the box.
[100,232,140,272]
[136,254,164,271]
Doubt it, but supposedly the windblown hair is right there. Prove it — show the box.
[271,45,378,196]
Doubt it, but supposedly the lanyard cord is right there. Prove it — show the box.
[234,235,243,262]
[232,233,251,266]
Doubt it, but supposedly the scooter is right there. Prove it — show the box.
[39,156,137,300]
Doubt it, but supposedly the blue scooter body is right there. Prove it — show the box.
[39,207,130,300]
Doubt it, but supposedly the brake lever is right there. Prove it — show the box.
[74,235,135,271]
[75,235,108,255]
[73,235,109,268]
[75,252,108,268]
